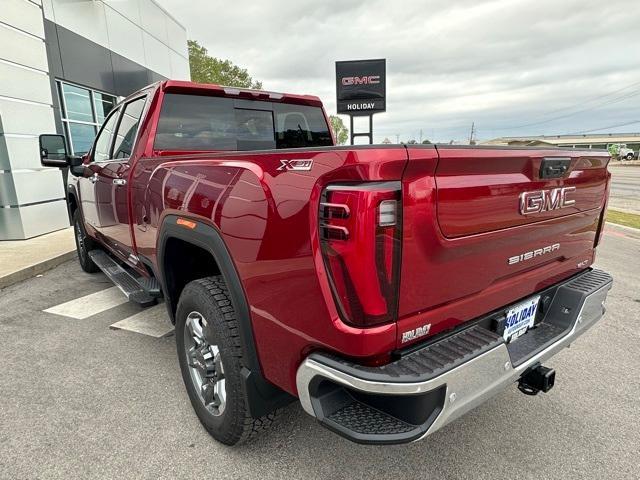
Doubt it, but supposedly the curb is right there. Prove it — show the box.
[605,221,640,233]
[0,250,76,290]
[608,207,640,216]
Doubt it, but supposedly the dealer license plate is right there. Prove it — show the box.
[503,296,540,343]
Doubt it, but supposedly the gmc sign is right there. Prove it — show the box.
[336,59,386,115]
[341,76,380,86]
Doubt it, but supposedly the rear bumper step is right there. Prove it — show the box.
[296,268,613,445]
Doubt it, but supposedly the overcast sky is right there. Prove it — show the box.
[157,0,640,143]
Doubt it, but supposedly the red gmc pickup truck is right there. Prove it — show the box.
[40,80,613,446]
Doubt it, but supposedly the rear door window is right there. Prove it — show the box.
[154,93,332,151]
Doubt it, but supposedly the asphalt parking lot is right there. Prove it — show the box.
[1,225,639,480]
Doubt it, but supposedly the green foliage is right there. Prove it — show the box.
[421,139,432,144]
[330,115,349,145]
[188,40,263,89]
[608,144,619,157]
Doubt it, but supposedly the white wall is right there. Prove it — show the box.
[0,0,69,240]
[0,0,190,240]
[42,0,189,80]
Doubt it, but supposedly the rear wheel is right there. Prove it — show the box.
[175,276,278,445]
[73,210,99,273]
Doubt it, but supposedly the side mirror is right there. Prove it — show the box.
[39,134,69,167]
[69,155,87,177]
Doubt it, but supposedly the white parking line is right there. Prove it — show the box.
[109,303,174,338]
[44,286,128,319]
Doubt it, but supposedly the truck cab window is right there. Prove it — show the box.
[274,103,332,149]
[93,109,119,162]
[112,97,146,159]
[154,93,332,151]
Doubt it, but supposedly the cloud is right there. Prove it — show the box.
[158,0,640,142]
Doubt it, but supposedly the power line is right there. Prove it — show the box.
[494,88,640,131]
[403,80,640,139]
[564,120,640,135]
[525,79,640,118]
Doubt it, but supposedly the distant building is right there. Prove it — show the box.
[482,133,640,152]
[381,137,392,144]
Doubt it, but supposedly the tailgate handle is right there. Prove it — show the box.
[540,158,571,179]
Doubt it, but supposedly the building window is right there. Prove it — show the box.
[57,81,117,155]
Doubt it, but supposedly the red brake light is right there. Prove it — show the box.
[319,182,402,327]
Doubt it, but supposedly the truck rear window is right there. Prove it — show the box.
[154,93,332,151]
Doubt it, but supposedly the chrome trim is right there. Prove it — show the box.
[319,202,351,219]
[295,279,612,441]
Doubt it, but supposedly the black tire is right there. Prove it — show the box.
[626,153,634,160]
[73,210,99,273]
[176,276,278,445]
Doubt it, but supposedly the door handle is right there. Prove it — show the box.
[113,178,127,186]
[89,174,98,184]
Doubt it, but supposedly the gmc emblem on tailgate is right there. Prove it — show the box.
[519,186,576,215]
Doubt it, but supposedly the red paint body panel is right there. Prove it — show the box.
[435,148,608,238]
[130,145,407,393]
[74,81,611,396]
[397,146,608,348]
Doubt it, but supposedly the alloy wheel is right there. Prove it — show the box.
[184,311,226,416]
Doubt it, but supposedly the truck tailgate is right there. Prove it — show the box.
[435,147,608,237]
[397,145,610,348]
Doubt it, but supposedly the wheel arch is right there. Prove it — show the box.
[157,214,293,416]
[67,185,79,217]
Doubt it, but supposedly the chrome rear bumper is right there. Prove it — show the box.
[296,269,613,444]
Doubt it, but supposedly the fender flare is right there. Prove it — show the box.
[157,214,293,417]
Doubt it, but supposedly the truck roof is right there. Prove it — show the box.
[158,80,324,107]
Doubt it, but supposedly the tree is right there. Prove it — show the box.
[330,115,349,145]
[188,40,262,89]
[421,139,432,144]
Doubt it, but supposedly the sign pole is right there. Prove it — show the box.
[349,114,374,145]
[350,115,354,146]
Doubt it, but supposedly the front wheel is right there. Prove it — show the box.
[626,153,634,160]
[73,210,99,273]
[176,276,278,445]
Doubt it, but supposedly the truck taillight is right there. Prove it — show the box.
[319,182,402,327]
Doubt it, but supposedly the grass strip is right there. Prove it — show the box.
[607,209,640,229]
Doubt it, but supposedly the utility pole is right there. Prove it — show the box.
[395,134,400,144]
[419,129,423,143]
[468,122,475,145]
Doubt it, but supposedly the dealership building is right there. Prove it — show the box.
[0,0,189,240]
